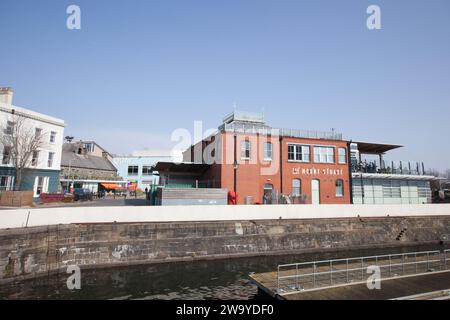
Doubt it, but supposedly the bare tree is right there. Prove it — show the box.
[0,113,47,190]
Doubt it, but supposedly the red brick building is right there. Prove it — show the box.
[174,111,352,205]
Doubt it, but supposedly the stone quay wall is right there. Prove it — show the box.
[1,215,449,282]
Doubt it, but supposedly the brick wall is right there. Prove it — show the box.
[212,132,351,204]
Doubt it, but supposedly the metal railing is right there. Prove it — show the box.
[351,160,428,176]
[222,123,343,141]
[279,128,342,141]
[276,250,449,294]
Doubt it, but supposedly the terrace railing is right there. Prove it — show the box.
[352,160,429,176]
[222,123,343,141]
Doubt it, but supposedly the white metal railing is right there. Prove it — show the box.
[276,250,448,294]
[222,123,343,140]
[351,160,428,176]
[445,249,450,270]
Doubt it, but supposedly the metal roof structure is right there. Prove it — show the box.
[151,162,211,175]
[353,141,403,154]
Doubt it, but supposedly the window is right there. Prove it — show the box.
[383,180,401,198]
[84,143,94,153]
[128,166,139,175]
[0,176,13,191]
[263,142,273,161]
[0,176,8,188]
[50,131,57,143]
[31,151,39,167]
[2,146,11,165]
[338,148,347,164]
[35,128,42,139]
[314,146,335,163]
[241,141,251,160]
[288,144,310,162]
[336,179,344,197]
[36,177,44,196]
[292,179,301,196]
[4,121,14,135]
[47,152,55,167]
[142,166,152,176]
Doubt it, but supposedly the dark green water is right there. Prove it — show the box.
[0,243,447,300]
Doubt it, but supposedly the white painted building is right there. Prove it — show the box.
[112,149,182,190]
[0,87,65,197]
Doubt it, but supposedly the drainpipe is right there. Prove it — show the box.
[348,141,354,204]
[279,136,283,194]
[233,133,237,193]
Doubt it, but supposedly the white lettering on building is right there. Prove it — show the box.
[292,168,343,176]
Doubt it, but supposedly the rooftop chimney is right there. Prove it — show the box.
[0,87,14,105]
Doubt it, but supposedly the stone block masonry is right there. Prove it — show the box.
[1,216,450,282]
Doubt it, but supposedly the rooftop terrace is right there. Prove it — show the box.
[220,110,343,140]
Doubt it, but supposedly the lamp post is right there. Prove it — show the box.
[68,158,75,193]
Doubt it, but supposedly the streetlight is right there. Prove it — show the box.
[68,158,75,193]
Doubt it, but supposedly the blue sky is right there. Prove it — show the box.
[1,0,449,170]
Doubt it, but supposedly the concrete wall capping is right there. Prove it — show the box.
[1,204,450,230]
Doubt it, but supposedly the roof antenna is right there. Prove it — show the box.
[233,102,237,112]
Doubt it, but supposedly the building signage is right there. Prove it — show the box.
[292,167,343,176]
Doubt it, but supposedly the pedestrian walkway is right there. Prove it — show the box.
[282,271,450,300]
[250,249,450,300]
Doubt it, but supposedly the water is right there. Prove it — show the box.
[0,243,447,300]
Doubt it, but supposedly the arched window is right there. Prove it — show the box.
[292,179,301,196]
[336,179,344,197]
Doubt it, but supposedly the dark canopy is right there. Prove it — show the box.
[354,141,402,155]
[150,162,211,174]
